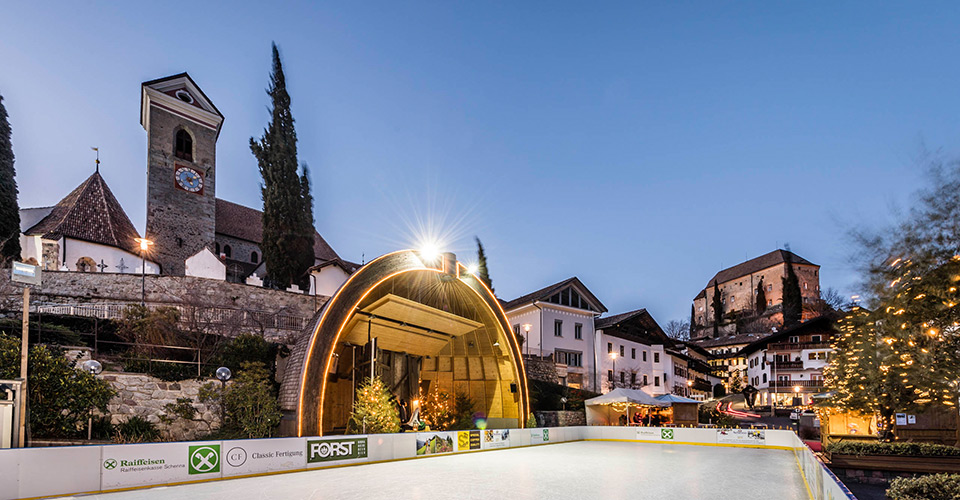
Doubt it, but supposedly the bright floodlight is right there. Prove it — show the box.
[216,366,232,381]
[466,263,479,274]
[419,242,441,262]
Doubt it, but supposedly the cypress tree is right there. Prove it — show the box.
[250,43,315,289]
[475,237,493,292]
[0,94,20,264]
[689,304,696,338]
[781,257,802,328]
[755,277,767,314]
[711,280,722,337]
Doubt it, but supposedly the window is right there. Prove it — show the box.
[513,324,520,336]
[654,376,660,387]
[555,350,583,367]
[223,245,232,258]
[804,282,808,290]
[554,320,562,337]
[654,352,660,363]
[174,129,193,161]
[607,342,612,353]
[251,251,259,263]
[631,373,637,385]
[643,375,648,385]
[767,299,772,306]
[777,375,790,383]
[631,348,636,359]
[607,370,613,382]
[215,242,221,255]
[808,352,827,360]
[767,284,773,292]
[811,335,822,343]
[574,323,583,340]
[620,372,625,383]
[762,373,767,383]
[642,351,647,362]
[619,345,624,357]
[788,336,799,343]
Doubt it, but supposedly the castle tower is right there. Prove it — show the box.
[140,74,224,275]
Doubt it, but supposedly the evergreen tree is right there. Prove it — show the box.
[348,377,400,434]
[781,257,802,328]
[826,153,960,433]
[0,95,20,263]
[711,280,722,337]
[755,277,767,314]
[689,304,697,338]
[250,43,315,289]
[475,237,493,292]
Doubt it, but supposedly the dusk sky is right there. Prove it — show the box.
[2,2,959,324]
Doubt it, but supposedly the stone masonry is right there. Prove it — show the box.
[103,371,221,441]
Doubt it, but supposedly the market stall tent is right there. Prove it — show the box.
[585,388,669,426]
[655,394,700,426]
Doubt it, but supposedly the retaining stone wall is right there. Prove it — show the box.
[103,371,221,441]
[534,410,586,427]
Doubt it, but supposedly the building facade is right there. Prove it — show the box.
[741,316,835,406]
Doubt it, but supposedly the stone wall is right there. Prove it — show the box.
[524,356,559,384]
[103,371,222,441]
[534,410,586,427]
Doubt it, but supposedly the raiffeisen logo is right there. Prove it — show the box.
[120,458,165,467]
[307,438,367,463]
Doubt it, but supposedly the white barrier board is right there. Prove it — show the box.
[635,427,676,441]
[101,440,222,489]
[717,428,766,445]
[530,428,550,444]
[222,437,306,477]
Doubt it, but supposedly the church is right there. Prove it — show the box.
[18,73,356,295]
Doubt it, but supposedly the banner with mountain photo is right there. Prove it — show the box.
[416,432,455,455]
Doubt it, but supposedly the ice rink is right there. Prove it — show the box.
[79,440,810,500]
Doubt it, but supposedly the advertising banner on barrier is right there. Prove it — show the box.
[717,428,765,445]
[222,437,306,477]
[416,432,455,455]
[530,428,550,444]
[306,436,369,467]
[101,440,222,489]
[457,430,481,451]
[482,429,510,449]
[636,427,675,441]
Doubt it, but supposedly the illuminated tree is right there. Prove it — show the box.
[348,377,400,434]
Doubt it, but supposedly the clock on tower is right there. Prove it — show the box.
[141,73,224,275]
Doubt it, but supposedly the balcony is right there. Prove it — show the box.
[772,360,804,371]
[772,379,824,390]
[768,342,830,351]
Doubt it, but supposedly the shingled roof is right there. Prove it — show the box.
[595,308,671,345]
[702,249,817,291]
[215,198,341,262]
[24,172,141,253]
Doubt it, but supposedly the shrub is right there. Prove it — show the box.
[826,441,960,457]
[528,379,597,412]
[223,362,281,439]
[115,416,160,443]
[887,474,960,500]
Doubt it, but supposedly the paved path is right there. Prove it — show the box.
[81,440,810,500]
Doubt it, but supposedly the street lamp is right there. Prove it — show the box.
[522,324,532,356]
[134,238,154,306]
[610,351,619,389]
[81,359,103,440]
[216,367,232,430]
[686,379,693,397]
[793,385,802,406]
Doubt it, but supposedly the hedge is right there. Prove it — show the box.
[826,441,960,457]
[887,474,960,500]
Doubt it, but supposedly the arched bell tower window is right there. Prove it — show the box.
[224,245,232,258]
[251,251,259,263]
[174,129,193,162]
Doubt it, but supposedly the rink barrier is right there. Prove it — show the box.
[0,426,852,500]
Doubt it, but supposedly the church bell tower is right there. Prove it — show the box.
[140,73,224,275]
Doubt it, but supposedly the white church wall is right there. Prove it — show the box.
[19,234,43,264]
[308,265,350,297]
[63,238,158,274]
[185,247,226,281]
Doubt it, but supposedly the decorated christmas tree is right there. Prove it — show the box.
[348,377,400,434]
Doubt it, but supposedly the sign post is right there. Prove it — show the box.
[12,262,41,448]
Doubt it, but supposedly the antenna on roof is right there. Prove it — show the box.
[91,147,100,173]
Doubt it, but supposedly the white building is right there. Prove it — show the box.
[594,309,672,395]
[501,277,607,392]
[740,316,834,406]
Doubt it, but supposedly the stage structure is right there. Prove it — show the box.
[292,250,529,436]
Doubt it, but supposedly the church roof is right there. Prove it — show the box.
[215,198,341,262]
[24,171,141,253]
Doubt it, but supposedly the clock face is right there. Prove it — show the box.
[175,166,203,193]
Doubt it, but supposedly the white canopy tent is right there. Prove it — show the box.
[584,388,670,426]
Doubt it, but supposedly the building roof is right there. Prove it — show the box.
[700,249,817,295]
[738,315,838,357]
[595,308,672,345]
[692,332,770,349]
[215,198,341,262]
[307,257,361,274]
[23,171,141,253]
[500,277,607,313]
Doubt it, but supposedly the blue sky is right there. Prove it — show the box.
[2,2,958,324]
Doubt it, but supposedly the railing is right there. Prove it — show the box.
[772,380,824,389]
[773,361,804,370]
[692,378,712,392]
[35,302,310,332]
[768,342,831,351]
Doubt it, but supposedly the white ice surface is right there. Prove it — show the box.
[77,441,809,500]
